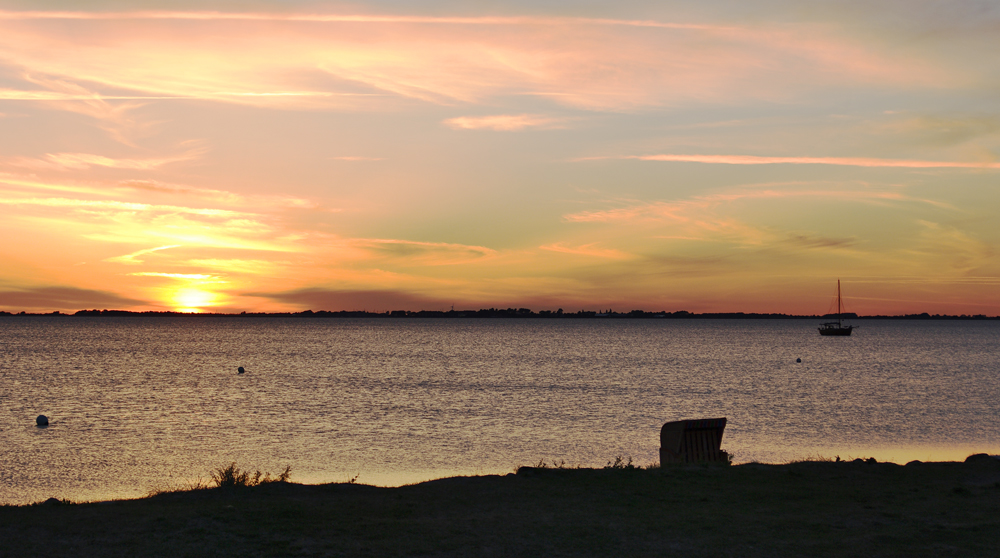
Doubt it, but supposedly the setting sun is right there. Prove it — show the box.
[171,288,219,313]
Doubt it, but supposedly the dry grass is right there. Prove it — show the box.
[210,463,292,488]
[1,456,998,557]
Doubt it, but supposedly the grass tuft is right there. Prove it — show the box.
[520,457,664,472]
[530,459,578,469]
[604,455,637,470]
[210,463,292,488]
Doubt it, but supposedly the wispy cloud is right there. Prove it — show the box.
[349,238,497,265]
[0,194,305,254]
[117,180,318,209]
[563,188,912,223]
[911,220,996,274]
[0,11,736,28]
[781,234,858,250]
[557,182,951,259]
[0,10,952,113]
[13,76,156,144]
[868,113,1000,149]
[539,242,630,259]
[0,173,318,211]
[185,259,286,274]
[104,244,181,265]
[443,114,565,131]
[0,174,115,197]
[8,150,203,171]
[579,154,1000,169]
[128,272,218,280]
[0,197,245,217]
[0,89,187,101]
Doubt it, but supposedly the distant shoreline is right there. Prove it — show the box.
[2,309,998,320]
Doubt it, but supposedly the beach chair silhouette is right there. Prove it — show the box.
[659,417,728,464]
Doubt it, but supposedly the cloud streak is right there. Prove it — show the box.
[581,154,1000,169]
[0,89,191,101]
[9,151,203,171]
[539,243,630,259]
[563,187,915,223]
[129,272,217,279]
[443,114,565,131]
[0,197,245,217]
[347,238,497,265]
[0,11,732,28]
[104,244,182,265]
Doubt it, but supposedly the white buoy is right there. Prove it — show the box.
[237,366,245,374]
[36,415,49,426]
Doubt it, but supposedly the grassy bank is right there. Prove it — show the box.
[2,456,998,557]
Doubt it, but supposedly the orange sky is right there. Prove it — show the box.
[1,1,998,315]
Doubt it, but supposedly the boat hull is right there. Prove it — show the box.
[818,326,853,336]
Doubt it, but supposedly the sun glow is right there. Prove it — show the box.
[171,288,219,313]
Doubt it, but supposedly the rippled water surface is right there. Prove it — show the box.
[2,316,998,504]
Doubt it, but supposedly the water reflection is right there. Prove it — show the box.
[0,317,997,503]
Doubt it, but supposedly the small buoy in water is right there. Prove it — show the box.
[36,415,49,427]
[796,358,802,363]
[237,366,245,374]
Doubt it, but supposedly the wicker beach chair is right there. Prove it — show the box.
[659,417,729,464]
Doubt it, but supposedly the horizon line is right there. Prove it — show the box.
[6,309,997,319]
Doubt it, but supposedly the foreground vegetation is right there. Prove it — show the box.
[2,456,998,557]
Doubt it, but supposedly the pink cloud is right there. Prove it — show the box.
[539,242,630,259]
[0,10,953,112]
[443,114,564,131]
[0,11,734,29]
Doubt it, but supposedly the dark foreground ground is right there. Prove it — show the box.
[2,456,999,558]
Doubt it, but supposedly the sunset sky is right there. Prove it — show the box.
[1,0,998,315]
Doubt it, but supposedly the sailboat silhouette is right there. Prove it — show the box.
[818,279,853,336]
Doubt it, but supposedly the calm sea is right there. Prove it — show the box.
[1,316,998,504]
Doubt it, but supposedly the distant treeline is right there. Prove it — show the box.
[0,308,997,320]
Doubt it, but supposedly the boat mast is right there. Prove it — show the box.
[837,279,842,327]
